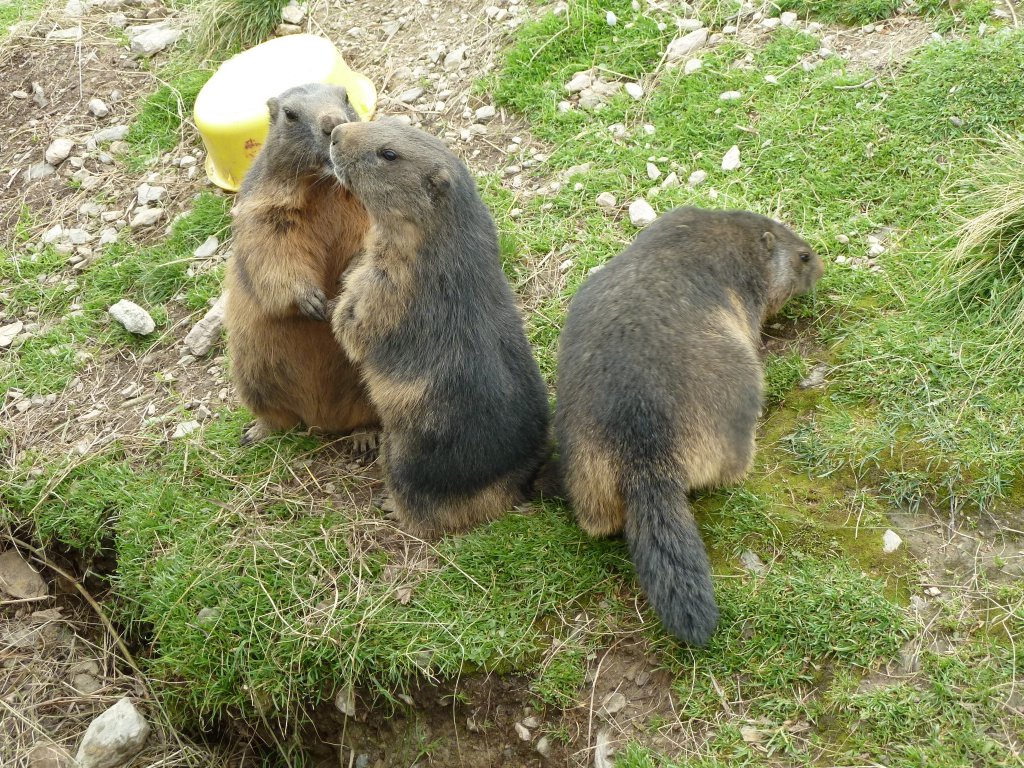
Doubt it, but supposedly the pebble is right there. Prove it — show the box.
[836,234,850,244]
[27,742,74,768]
[281,1,305,24]
[625,82,643,100]
[719,90,742,101]
[868,243,885,256]
[740,549,767,575]
[129,207,164,229]
[88,98,110,118]
[602,691,627,714]
[276,23,301,35]
[172,421,201,439]
[45,138,75,166]
[565,70,593,94]
[75,698,150,768]
[646,162,661,180]
[606,10,617,26]
[721,145,741,171]
[687,169,707,187]
[781,11,798,27]
[883,529,903,554]
[64,0,85,16]
[443,46,466,71]
[661,171,679,189]
[136,183,166,205]
[761,17,781,29]
[596,192,617,208]
[127,21,182,57]
[0,548,47,599]
[0,320,25,349]
[27,162,55,181]
[397,87,424,104]
[514,722,531,741]
[628,198,656,228]
[764,74,779,85]
[193,235,219,259]
[683,58,703,75]
[108,300,155,335]
[535,736,552,758]
[47,25,83,40]
[799,362,828,389]
[474,104,496,122]
[182,294,227,357]
[93,125,129,143]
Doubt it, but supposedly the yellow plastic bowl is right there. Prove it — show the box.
[193,34,377,192]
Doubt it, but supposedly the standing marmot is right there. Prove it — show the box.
[327,120,550,537]
[554,207,824,645]
[225,83,378,447]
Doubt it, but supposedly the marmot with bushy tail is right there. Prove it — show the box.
[328,119,550,537]
[554,207,824,645]
[225,83,378,449]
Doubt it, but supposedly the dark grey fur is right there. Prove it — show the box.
[555,207,824,645]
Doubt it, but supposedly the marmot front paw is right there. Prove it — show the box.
[297,285,328,321]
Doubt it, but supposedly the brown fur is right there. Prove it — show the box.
[224,83,379,445]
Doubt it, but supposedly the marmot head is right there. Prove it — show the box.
[263,83,359,178]
[329,120,469,225]
[761,219,824,316]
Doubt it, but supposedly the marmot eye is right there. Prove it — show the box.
[380,149,398,161]
[284,108,298,121]
[800,252,811,263]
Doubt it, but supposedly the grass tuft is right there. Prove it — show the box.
[125,70,214,171]
[193,0,289,57]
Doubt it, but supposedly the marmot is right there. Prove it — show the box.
[327,120,550,537]
[554,207,824,645]
[225,83,378,447]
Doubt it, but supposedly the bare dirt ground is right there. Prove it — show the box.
[4,0,1010,765]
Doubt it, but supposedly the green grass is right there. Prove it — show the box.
[0,0,46,37]
[774,0,901,24]
[193,0,289,56]
[125,69,214,171]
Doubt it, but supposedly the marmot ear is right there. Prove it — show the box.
[761,231,776,251]
[267,97,280,121]
[425,166,452,201]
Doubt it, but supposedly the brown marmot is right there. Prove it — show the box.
[224,83,378,448]
[554,207,824,645]
[326,120,550,537]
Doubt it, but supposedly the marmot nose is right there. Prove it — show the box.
[330,123,353,147]
[320,112,347,136]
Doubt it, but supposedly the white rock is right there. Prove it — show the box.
[193,235,219,259]
[0,320,25,349]
[443,47,466,71]
[764,74,779,85]
[781,11,798,27]
[677,18,703,31]
[836,234,850,244]
[514,722,531,741]
[565,71,593,94]
[883,529,902,554]
[596,192,617,208]
[396,87,424,104]
[276,23,301,35]
[628,198,656,228]
[99,228,118,246]
[129,207,164,229]
[683,58,703,75]
[602,691,627,714]
[557,100,572,112]
[281,2,305,24]
[45,138,75,166]
[42,225,65,244]
[721,145,741,171]
[127,22,182,57]
[869,243,885,256]
[485,5,501,19]
[474,104,496,122]
[625,82,643,100]
[75,698,150,768]
[536,736,552,758]
[88,98,109,117]
[666,28,708,62]
[182,294,227,357]
[687,169,707,187]
[0,548,46,598]
[660,171,679,189]
[93,125,129,143]
[66,228,91,245]
[761,17,781,29]
[739,549,767,575]
[171,421,200,439]
[646,162,661,180]
[606,10,617,26]
[64,0,85,16]
[47,26,83,40]
[108,300,155,335]
[720,90,742,101]
[136,184,166,205]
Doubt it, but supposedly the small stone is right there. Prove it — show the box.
[335,685,356,717]
[606,10,617,25]
[275,23,301,35]
[27,162,56,181]
[628,198,656,228]
[11,89,28,99]
[182,294,227,357]
[596,192,617,208]
[645,162,661,181]
[108,300,155,335]
[514,722,531,741]
[280,1,305,24]
[45,138,75,166]
[687,169,707,187]
[28,742,74,768]
[625,82,643,100]
[739,550,766,575]
[75,698,150,768]
[720,90,742,101]
[602,691,627,714]
[721,145,741,171]
[536,736,552,758]
[926,586,942,597]
[683,58,703,75]
[761,17,781,29]
[474,104,496,122]
[397,87,424,104]
[178,155,197,168]
[32,82,49,108]
[661,171,679,189]
[88,98,110,118]
[72,673,104,695]
[0,320,25,348]
[129,207,164,229]
[93,125,129,143]
[868,243,885,257]
[443,47,466,71]
[0,549,47,599]
[666,29,708,62]
[883,529,903,554]
[565,70,593,94]
[193,235,219,259]
[127,21,182,57]
[171,421,200,439]
[781,11,798,27]
[64,0,85,16]
[635,670,651,686]
[99,228,118,246]
[47,25,83,40]
[136,183,166,205]
[836,234,850,244]
[835,255,847,265]
[557,100,572,112]
[799,363,828,389]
